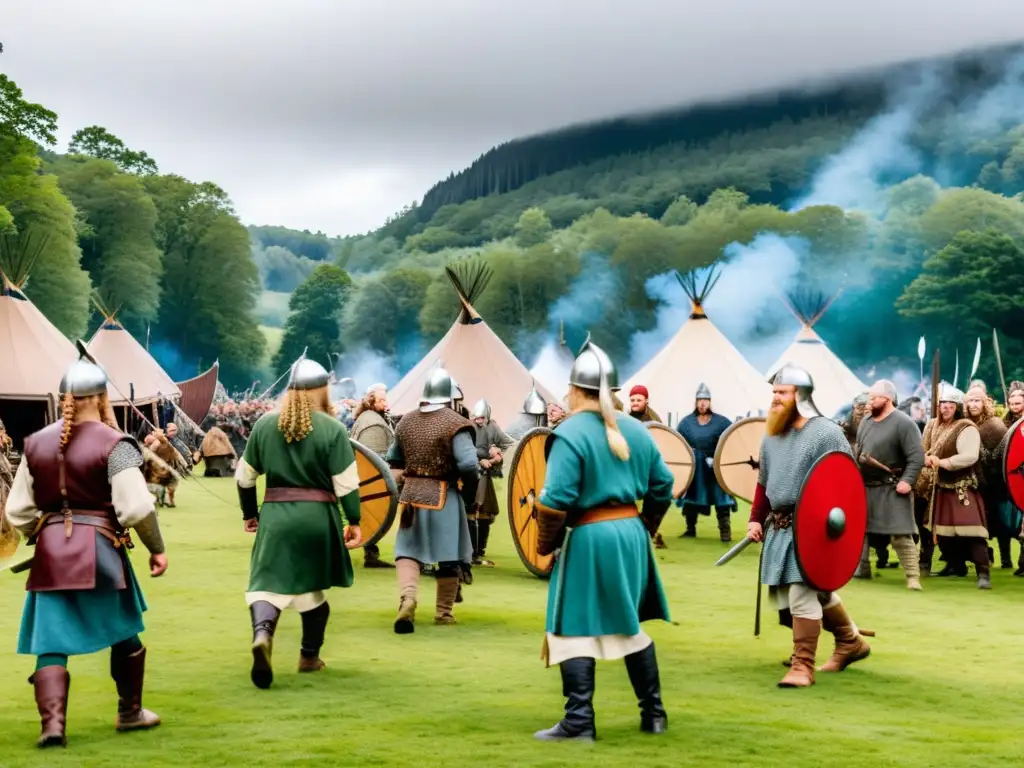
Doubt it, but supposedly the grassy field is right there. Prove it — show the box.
[1,477,1022,767]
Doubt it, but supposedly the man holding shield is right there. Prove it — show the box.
[532,338,675,741]
[747,364,872,688]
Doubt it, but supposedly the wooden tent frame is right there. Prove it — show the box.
[676,267,722,320]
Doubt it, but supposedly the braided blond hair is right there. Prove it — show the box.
[59,393,76,449]
[278,386,335,443]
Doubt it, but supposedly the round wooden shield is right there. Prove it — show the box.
[713,417,767,504]
[1003,416,1024,511]
[793,451,867,592]
[645,423,695,498]
[507,427,555,578]
[351,440,399,547]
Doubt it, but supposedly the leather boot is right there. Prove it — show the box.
[364,543,395,569]
[624,643,667,733]
[394,558,419,634]
[434,577,460,625]
[998,536,1013,569]
[112,647,161,731]
[250,601,281,689]
[681,509,697,537]
[298,602,329,672]
[716,510,732,542]
[818,603,871,672]
[892,535,922,590]
[778,618,819,687]
[30,666,69,748]
[534,657,596,741]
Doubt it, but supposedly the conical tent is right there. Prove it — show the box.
[389,260,557,426]
[765,289,866,418]
[0,232,79,446]
[529,319,575,399]
[87,296,180,410]
[623,268,771,424]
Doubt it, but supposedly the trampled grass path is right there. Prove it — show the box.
[1,476,1021,767]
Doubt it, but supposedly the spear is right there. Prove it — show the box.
[930,350,940,420]
[993,328,1009,405]
[969,337,981,382]
[917,336,926,384]
[952,349,960,390]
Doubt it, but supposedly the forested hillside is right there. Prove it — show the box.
[5,40,1024,397]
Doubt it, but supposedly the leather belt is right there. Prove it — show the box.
[576,504,639,526]
[264,487,335,503]
[768,506,794,529]
[41,512,132,548]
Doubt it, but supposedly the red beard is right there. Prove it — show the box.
[766,399,798,436]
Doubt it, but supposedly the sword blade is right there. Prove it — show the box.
[716,536,755,566]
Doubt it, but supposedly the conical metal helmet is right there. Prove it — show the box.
[569,335,620,392]
[450,375,464,402]
[939,382,964,405]
[471,399,491,421]
[288,348,331,391]
[695,382,712,400]
[523,383,547,415]
[336,376,357,400]
[59,340,109,398]
[422,365,454,405]
[770,363,822,419]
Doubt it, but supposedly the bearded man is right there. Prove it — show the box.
[747,365,871,688]
[854,380,925,589]
[387,366,478,633]
[235,354,363,689]
[628,386,661,424]
[469,399,514,566]
[921,385,990,588]
[964,386,1011,569]
[676,383,736,541]
[351,384,397,569]
[6,344,167,747]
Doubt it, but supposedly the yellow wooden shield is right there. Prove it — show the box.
[645,422,695,498]
[713,416,766,504]
[351,440,399,547]
[507,427,554,578]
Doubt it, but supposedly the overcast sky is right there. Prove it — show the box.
[4,1,1022,237]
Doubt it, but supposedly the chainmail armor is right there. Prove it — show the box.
[108,439,143,482]
[758,417,852,508]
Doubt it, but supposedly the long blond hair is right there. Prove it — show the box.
[278,386,335,443]
[569,384,630,461]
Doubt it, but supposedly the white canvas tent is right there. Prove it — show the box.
[389,260,557,427]
[623,268,771,424]
[529,320,575,400]
[765,289,866,418]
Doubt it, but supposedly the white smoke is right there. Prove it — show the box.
[331,345,401,397]
[547,252,618,334]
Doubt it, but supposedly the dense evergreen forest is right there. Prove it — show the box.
[5,41,1024,395]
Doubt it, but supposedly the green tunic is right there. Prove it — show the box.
[243,411,361,595]
[540,412,674,637]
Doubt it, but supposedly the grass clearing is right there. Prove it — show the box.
[1,477,1021,767]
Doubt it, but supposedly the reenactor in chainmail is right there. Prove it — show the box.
[506,385,549,442]
[469,399,514,566]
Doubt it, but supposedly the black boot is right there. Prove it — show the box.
[534,658,596,741]
[681,510,698,538]
[250,601,281,689]
[624,643,667,734]
[998,537,1013,569]
[716,510,732,542]
[364,543,395,569]
[298,602,330,672]
[933,563,968,577]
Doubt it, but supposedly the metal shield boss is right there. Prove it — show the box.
[713,417,767,504]
[793,451,867,592]
[1004,416,1024,511]
[507,427,555,578]
[349,440,399,547]
[644,423,695,498]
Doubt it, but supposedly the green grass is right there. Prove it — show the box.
[259,325,284,366]
[1,479,1022,767]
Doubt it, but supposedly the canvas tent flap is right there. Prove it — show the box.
[87,322,180,406]
[0,287,78,399]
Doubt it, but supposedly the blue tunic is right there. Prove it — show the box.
[540,412,674,637]
[677,412,736,512]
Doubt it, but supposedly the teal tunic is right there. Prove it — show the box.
[243,411,361,595]
[540,412,674,637]
[18,549,147,656]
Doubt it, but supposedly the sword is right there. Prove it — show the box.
[716,535,756,565]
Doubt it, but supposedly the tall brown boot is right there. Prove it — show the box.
[30,666,70,748]
[777,618,819,688]
[112,647,161,731]
[434,577,460,625]
[394,558,420,634]
[818,602,871,672]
